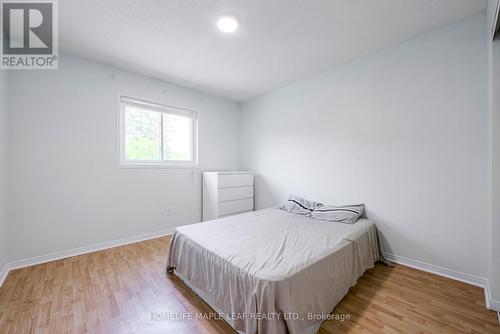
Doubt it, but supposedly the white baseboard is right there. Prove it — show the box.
[383,252,487,287]
[0,228,173,287]
[0,263,9,287]
[384,252,500,313]
[483,279,500,312]
[491,298,500,313]
[485,283,492,309]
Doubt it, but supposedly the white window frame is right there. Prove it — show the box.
[118,96,199,168]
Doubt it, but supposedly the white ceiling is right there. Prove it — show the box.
[60,0,486,101]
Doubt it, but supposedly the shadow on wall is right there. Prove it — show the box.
[366,210,444,268]
[366,209,393,255]
[253,174,282,209]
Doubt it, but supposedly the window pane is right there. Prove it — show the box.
[125,106,161,161]
[163,113,193,161]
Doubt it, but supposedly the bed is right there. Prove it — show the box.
[166,207,382,334]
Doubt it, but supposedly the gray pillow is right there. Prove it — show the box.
[279,194,322,215]
[310,204,365,224]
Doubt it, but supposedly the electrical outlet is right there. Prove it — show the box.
[166,207,173,216]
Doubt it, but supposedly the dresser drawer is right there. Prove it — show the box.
[218,173,253,188]
[218,186,253,202]
[218,198,253,216]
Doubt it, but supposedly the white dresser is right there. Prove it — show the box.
[202,171,254,221]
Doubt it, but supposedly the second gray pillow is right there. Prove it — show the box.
[310,204,365,224]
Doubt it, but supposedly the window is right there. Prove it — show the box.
[119,96,198,166]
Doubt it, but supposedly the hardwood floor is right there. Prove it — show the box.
[0,235,498,334]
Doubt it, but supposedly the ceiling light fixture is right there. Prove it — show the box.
[217,16,238,33]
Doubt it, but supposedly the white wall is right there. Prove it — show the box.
[487,0,500,305]
[240,15,488,278]
[7,53,240,262]
[0,71,8,270]
[491,38,500,304]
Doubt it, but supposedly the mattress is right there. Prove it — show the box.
[166,208,381,334]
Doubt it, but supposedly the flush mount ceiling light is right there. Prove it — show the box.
[217,16,238,33]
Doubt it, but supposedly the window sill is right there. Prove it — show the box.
[117,163,200,169]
